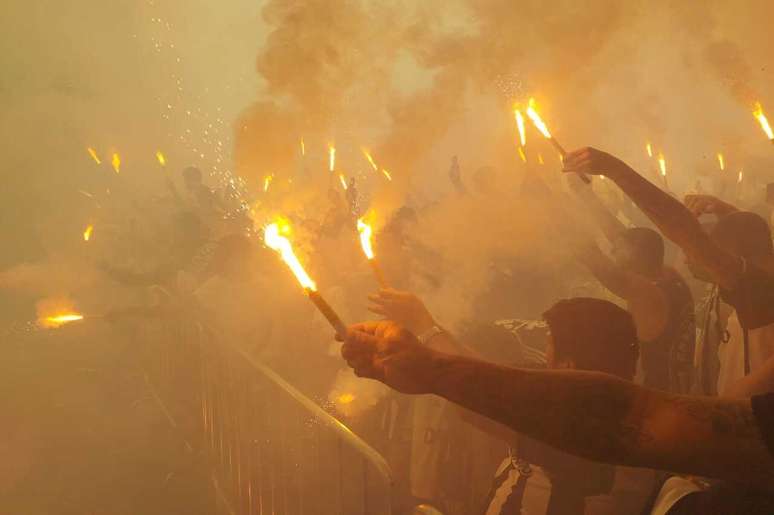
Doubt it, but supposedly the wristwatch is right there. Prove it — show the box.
[417,325,445,345]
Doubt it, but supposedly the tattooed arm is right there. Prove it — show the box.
[340,321,774,487]
[563,148,743,290]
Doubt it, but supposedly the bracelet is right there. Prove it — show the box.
[417,325,445,345]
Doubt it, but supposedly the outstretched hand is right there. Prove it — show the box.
[367,288,436,334]
[563,147,628,178]
[337,321,440,394]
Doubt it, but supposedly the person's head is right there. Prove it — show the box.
[543,298,638,380]
[182,166,203,190]
[611,227,664,277]
[710,211,773,262]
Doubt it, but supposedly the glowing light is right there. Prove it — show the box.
[514,109,527,147]
[357,218,375,260]
[87,147,101,164]
[717,153,725,171]
[658,153,667,177]
[526,98,552,139]
[381,169,393,181]
[83,224,93,242]
[40,313,84,328]
[264,222,317,291]
[156,151,166,166]
[329,145,336,172]
[362,148,378,172]
[517,147,527,163]
[753,102,774,140]
[339,174,348,190]
[111,153,121,174]
[300,138,305,156]
[538,153,545,165]
[645,142,653,158]
[263,175,273,193]
[337,393,355,404]
[738,169,744,183]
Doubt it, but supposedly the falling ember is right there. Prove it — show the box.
[717,153,725,171]
[111,153,121,173]
[39,313,84,329]
[156,150,166,166]
[381,169,393,181]
[87,147,101,164]
[514,109,527,147]
[339,174,348,190]
[362,148,379,172]
[538,153,545,165]
[83,224,93,242]
[645,142,653,158]
[300,138,305,156]
[658,153,667,177]
[738,169,744,183]
[328,145,336,172]
[753,102,774,140]
[517,147,527,163]
[263,175,273,193]
[264,222,346,335]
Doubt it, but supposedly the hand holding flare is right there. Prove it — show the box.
[357,218,388,288]
[525,99,590,184]
[264,222,347,337]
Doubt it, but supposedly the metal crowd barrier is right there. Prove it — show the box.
[136,314,394,515]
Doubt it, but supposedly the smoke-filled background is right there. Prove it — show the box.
[1,0,773,513]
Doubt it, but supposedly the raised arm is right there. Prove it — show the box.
[563,148,743,290]
[339,321,774,487]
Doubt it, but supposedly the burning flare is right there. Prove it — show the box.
[83,224,93,242]
[339,174,348,190]
[381,169,393,181]
[87,147,101,164]
[526,98,552,139]
[39,312,84,329]
[328,145,336,172]
[717,153,725,171]
[156,151,166,166]
[514,109,527,147]
[264,222,316,291]
[658,153,667,177]
[111,153,121,174]
[646,142,653,158]
[357,218,375,260]
[263,175,273,193]
[362,148,379,172]
[753,102,774,140]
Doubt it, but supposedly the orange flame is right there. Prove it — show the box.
[526,98,552,139]
[264,222,317,291]
[645,142,653,158]
[717,153,725,171]
[514,109,527,147]
[87,147,101,164]
[156,151,166,166]
[658,153,667,177]
[40,313,84,328]
[381,169,392,181]
[337,393,355,404]
[111,153,121,174]
[328,145,336,172]
[83,224,93,242]
[362,148,379,172]
[357,218,375,260]
[339,174,348,190]
[753,102,774,140]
